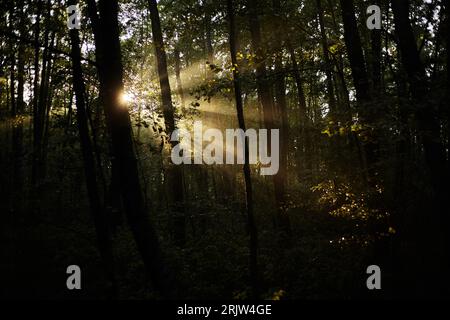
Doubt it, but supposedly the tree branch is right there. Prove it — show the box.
[0,29,97,66]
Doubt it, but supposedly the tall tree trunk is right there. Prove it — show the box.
[31,0,42,186]
[316,0,337,114]
[40,32,56,180]
[204,0,214,65]
[174,47,185,108]
[392,0,449,296]
[13,2,25,202]
[8,0,23,214]
[326,2,353,118]
[9,51,16,117]
[339,0,370,104]
[248,0,289,231]
[287,40,312,178]
[68,2,116,295]
[248,0,274,131]
[34,0,52,183]
[287,41,307,127]
[370,0,382,94]
[7,1,16,117]
[446,0,450,173]
[87,0,176,297]
[227,0,259,298]
[272,0,290,233]
[340,0,379,184]
[392,0,447,196]
[147,0,186,246]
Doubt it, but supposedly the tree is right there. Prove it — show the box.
[248,0,290,232]
[339,0,370,104]
[86,0,176,297]
[227,0,259,298]
[68,0,116,296]
[392,0,449,294]
[147,0,186,246]
[316,0,337,114]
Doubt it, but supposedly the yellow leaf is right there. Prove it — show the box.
[321,128,332,137]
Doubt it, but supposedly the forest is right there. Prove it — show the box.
[0,0,449,300]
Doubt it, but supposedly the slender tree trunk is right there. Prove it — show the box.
[174,47,185,108]
[87,0,176,297]
[392,0,449,296]
[9,1,24,212]
[370,0,382,94]
[16,42,25,117]
[248,0,289,231]
[13,5,25,200]
[287,40,312,178]
[40,32,56,179]
[287,41,307,126]
[35,0,52,183]
[31,0,42,185]
[147,0,186,246]
[272,0,290,233]
[316,0,337,114]
[205,2,214,64]
[9,52,16,117]
[326,2,353,119]
[340,0,380,184]
[339,0,370,104]
[446,0,450,173]
[68,3,116,295]
[392,0,447,196]
[227,0,259,299]
[248,0,274,131]
[7,0,16,117]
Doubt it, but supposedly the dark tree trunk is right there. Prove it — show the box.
[174,47,185,108]
[446,0,450,172]
[9,1,24,209]
[339,0,370,104]
[31,0,42,186]
[340,0,380,185]
[40,32,55,179]
[34,0,52,183]
[370,11,382,94]
[87,0,176,298]
[13,15,25,198]
[248,0,289,231]
[147,0,176,135]
[227,0,259,299]
[287,40,313,178]
[316,0,337,114]
[272,0,290,233]
[147,0,186,246]
[204,1,214,65]
[392,0,449,295]
[7,0,16,117]
[68,2,116,295]
[9,50,16,117]
[16,43,25,116]
[287,41,307,126]
[392,0,447,195]
[248,0,274,131]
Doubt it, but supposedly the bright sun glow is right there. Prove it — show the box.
[120,91,134,105]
